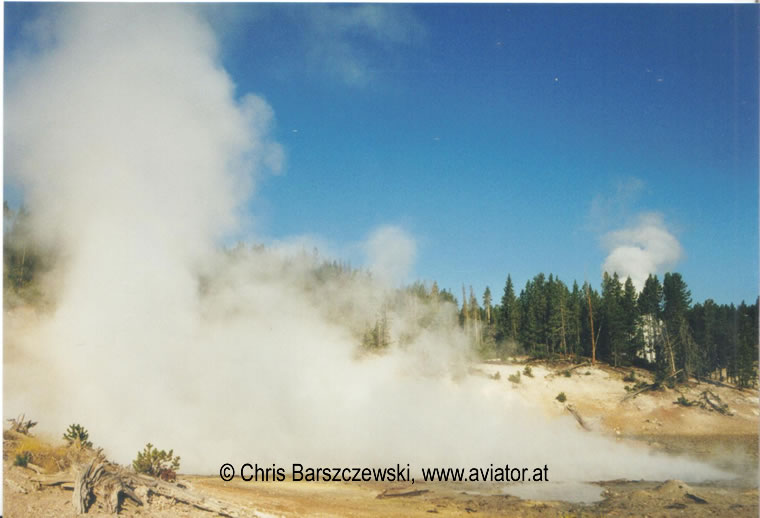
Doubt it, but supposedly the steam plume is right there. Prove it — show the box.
[602,212,683,290]
[5,5,726,487]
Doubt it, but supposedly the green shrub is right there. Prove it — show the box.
[562,370,572,378]
[14,451,31,467]
[507,371,521,384]
[63,423,92,448]
[522,366,534,378]
[556,392,567,403]
[623,371,636,383]
[132,443,180,480]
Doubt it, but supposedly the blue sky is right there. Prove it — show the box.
[5,4,758,305]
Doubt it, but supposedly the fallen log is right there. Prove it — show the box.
[566,362,591,373]
[63,454,257,516]
[31,472,75,488]
[137,476,252,517]
[699,390,733,416]
[565,404,590,431]
[620,370,682,403]
[377,488,430,499]
[694,377,744,392]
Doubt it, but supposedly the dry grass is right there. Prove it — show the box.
[4,430,91,474]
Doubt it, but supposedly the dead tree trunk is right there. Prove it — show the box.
[586,284,596,365]
[64,453,255,516]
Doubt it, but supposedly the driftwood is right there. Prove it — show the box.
[566,362,591,373]
[565,404,590,431]
[694,376,744,392]
[674,390,733,416]
[685,492,708,504]
[377,488,430,499]
[73,453,142,514]
[25,462,45,475]
[48,453,256,517]
[7,414,37,435]
[620,369,683,403]
[31,472,75,489]
[699,390,733,416]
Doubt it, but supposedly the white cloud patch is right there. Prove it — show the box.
[587,176,645,233]
[602,213,683,290]
[305,4,426,86]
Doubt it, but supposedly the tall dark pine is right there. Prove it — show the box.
[622,277,642,362]
[482,286,492,324]
[600,272,625,366]
[500,275,519,342]
[663,272,694,381]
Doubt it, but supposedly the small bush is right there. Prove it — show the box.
[623,371,637,383]
[14,451,31,467]
[63,423,92,448]
[491,371,501,380]
[523,366,534,378]
[562,370,572,378]
[584,371,591,375]
[556,392,567,403]
[133,443,180,478]
[507,371,521,384]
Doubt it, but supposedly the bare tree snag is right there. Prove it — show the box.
[7,414,37,435]
[63,453,257,516]
[699,390,733,415]
[585,284,596,365]
[565,404,590,431]
[620,369,683,403]
[663,325,677,376]
[377,488,430,499]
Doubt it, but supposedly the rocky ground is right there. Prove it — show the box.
[4,359,758,517]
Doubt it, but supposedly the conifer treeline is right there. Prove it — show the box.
[3,204,757,387]
[446,272,758,388]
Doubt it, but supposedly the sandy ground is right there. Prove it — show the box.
[4,359,758,517]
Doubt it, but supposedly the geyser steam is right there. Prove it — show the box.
[602,212,683,290]
[6,5,726,484]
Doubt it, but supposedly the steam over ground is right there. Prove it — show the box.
[5,5,729,482]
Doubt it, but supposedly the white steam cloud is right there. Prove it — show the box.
[364,225,417,286]
[602,213,683,290]
[5,4,725,488]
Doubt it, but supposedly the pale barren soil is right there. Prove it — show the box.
[4,359,758,517]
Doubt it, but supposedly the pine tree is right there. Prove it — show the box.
[520,274,548,356]
[546,275,568,356]
[500,275,520,343]
[600,272,625,366]
[581,281,600,362]
[469,286,481,344]
[482,286,492,324]
[737,301,758,388]
[622,277,642,363]
[567,281,583,356]
[663,272,694,381]
[639,274,666,376]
